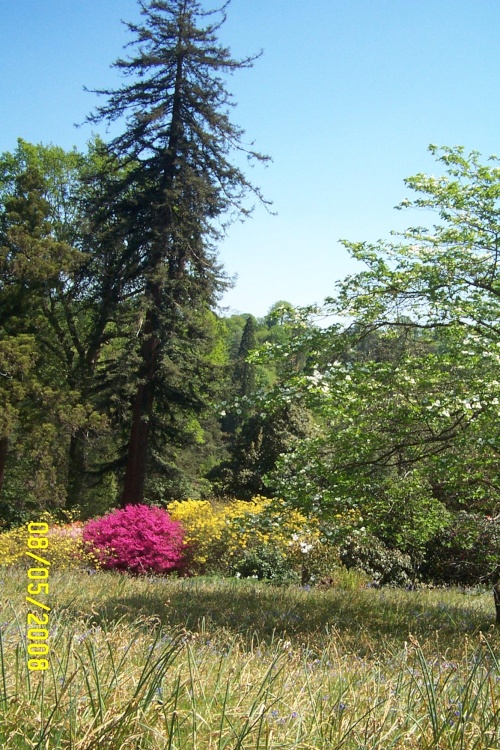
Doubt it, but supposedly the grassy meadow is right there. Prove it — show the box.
[1,569,500,749]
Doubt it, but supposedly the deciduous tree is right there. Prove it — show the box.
[256,147,500,576]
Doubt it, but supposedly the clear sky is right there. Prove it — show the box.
[1,1,500,317]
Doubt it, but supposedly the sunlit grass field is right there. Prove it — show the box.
[1,569,500,748]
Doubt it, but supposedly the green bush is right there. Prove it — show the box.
[422,511,500,585]
[363,471,451,568]
[340,534,414,586]
[232,544,299,583]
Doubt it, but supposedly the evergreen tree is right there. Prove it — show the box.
[86,0,269,505]
[233,314,257,398]
[220,313,257,438]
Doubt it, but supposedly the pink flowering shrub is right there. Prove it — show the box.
[83,504,185,575]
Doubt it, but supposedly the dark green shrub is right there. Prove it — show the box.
[422,512,500,585]
[232,544,299,583]
[363,471,450,569]
[340,534,414,586]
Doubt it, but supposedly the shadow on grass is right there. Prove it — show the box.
[59,575,497,649]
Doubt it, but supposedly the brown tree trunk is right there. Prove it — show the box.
[0,435,8,496]
[494,583,500,626]
[121,300,160,506]
[489,567,500,626]
[493,583,500,625]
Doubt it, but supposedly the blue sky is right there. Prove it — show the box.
[2,1,500,317]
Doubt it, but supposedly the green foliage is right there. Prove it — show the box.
[214,400,315,499]
[0,130,243,514]
[0,138,123,512]
[233,314,257,398]
[286,532,343,585]
[363,470,451,566]
[246,146,500,584]
[422,512,500,585]
[232,544,298,583]
[337,146,500,336]
[340,534,415,586]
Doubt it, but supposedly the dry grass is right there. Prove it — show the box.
[1,568,499,748]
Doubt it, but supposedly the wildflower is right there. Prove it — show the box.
[74,631,91,644]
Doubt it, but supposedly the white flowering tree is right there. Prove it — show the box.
[254,146,500,571]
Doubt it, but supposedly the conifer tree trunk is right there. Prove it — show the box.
[121,296,160,505]
[494,583,500,626]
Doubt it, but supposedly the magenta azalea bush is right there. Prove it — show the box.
[83,504,185,575]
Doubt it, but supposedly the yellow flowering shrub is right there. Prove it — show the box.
[46,522,101,570]
[225,499,341,581]
[167,499,226,570]
[0,525,27,568]
[0,511,99,570]
[220,496,313,558]
[168,496,320,576]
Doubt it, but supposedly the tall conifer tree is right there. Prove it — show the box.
[86,0,269,505]
[233,314,257,398]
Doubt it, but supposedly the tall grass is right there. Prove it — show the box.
[0,568,499,748]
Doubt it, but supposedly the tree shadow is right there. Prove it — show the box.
[62,576,497,649]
